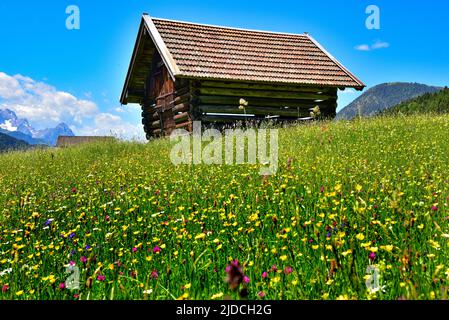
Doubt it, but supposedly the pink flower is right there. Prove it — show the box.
[257,291,265,298]
[243,276,250,284]
[284,266,293,275]
[151,270,158,279]
[369,252,376,261]
[152,246,161,254]
[432,205,438,212]
[2,285,9,293]
[97,275,106,281]
[72,187,77,193]
[105,215,110,221]
[59,283,66,290]
[132,247,138,253]
[270,265,277,272]
[262,271,268,279]
[74,294,80,299]
[69,261,76,266]
[80,256,87,263]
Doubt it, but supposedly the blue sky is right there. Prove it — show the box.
[0,1,448,138]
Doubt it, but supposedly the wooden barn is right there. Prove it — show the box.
[56,136,115,148]
[120,14,365,139]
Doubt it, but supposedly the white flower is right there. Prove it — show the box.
[143,289,153,295]
[0,268,12,276]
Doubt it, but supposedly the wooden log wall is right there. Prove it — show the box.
[190,80,338,125]
[141,69,193,138]
[141,75,338,139]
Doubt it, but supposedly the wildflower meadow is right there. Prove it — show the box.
[1,114,449,300]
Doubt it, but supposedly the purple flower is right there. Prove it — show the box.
[243,276,250,284]
[225,260,244,291]
[326,232,332,238]
[132,247,138,253]
[97,275,106,282]
[70,250,76,255]
[44,219,53,226]
[262,271,268,279]
[151,270,158,279]
[69,261,76,266]
[369,252,376,261]
[69,232,76,239]
[59,283,66,290]
[85,245,91,250]
[152,246,161,254]
[80,256,87,263]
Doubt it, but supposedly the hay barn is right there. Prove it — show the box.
[120,14,365,139]
[56,136,115,148]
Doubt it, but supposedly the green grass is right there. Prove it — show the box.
[1,114,449,300]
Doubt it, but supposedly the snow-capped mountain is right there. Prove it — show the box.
[0,108,74,146]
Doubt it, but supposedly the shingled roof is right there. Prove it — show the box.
[121,14,365,104]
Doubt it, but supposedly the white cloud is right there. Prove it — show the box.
[355,40,390,51]
[339,89,356,94]
[371,40,390,49]
[355,44,371,51]
[0,71,145,140]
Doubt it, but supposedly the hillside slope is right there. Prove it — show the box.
[337,83,441,119]
[0,132,29,151]
[383,87,449,115]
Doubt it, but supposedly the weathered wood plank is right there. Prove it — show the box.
[199,105,314,117]
[198,87,333,100]
[198,95,336,108]
[174,112,190,122]
[195,80,334,93]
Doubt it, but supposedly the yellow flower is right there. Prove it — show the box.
[322,293,329,299]
[16,290,24,296]
[177,292,189,300]
[184,283,191,289]
[380,245,394,252]
[280,255,288,261]
[194,233,206,240]
[356,233,365,241]
[146,256,152,262]
[211,292,224,300]
[326,279,334,285]
[108,264,115,271]
[342,250,352,256]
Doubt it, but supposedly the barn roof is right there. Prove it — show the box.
[121,14,365,104]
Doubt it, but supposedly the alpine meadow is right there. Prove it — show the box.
[1,114,449,300]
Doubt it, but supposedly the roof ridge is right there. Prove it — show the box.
[151,16,309,38]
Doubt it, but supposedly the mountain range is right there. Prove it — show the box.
[0,109,74,146]
[337,83,442,119]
